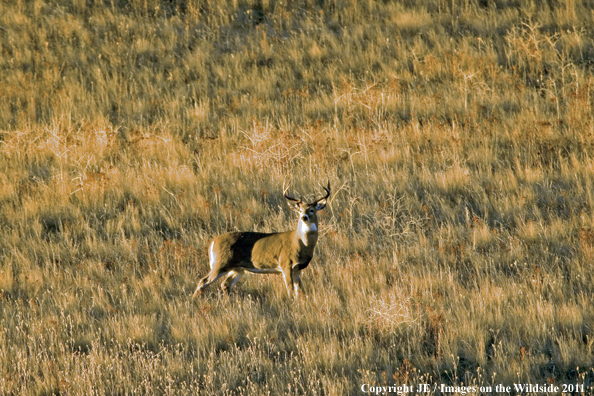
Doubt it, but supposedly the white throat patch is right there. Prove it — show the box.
[299,218,317,234]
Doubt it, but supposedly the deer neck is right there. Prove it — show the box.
[295,217,318,247]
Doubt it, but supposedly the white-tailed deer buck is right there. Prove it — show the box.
[192,183,330,298]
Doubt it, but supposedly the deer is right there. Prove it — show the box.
[192,183,330,299]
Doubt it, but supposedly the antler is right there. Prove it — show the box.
[284,188,302,205]
[312,181,331,205]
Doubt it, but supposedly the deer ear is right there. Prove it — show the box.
[286,198,303,212]
[314,199,327,211]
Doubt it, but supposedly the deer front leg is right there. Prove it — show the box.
[291,266,303,297]
[280,263,296,298]
[280,264,304,299]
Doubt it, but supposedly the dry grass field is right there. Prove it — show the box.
[1,0,594,394]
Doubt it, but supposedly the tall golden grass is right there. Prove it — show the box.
[1,0,593,394]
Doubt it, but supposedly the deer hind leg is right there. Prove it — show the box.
[192,241,225,298]
[221,269,244,293]
[192,270,228,299]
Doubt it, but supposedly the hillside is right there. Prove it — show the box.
[1,0,594,394]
